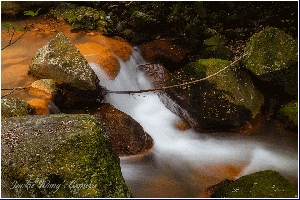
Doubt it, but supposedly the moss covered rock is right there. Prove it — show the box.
[159,58,264,131]
[50,2,113,33]
[211,170,298,198]
[277,101,298,132]
[1,114,132,198]
[200,35,232,60]
[1,98,34,119]
[29,32,99,91]
[243,27,298,98]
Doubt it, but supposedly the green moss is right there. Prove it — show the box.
[200,35,232,60]
[211,170,298,198]
[2,114,132,198]
[50,3,113,33]
[277,101,298,131]
[1,98,33,119]
[243,27,297,77]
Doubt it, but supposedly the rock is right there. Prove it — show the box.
[211,170,297,198]
[204,179,233,197]
[29,79,58,99]
[200,35,232,60]
[139,40,187,72]
[158,58,264,132]
[243,27,298,98]
[29,32,99,91]
[130,11,158,29]
[1,2,54,17]
[76,42,120,79]
[27,99,51,115]
[93,104,153,156]
[276,101,298,132]
[1,98,34,119]
[1,114,132,198]
[29,32,105,110]
[50,2,113,33]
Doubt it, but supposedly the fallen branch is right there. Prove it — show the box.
[1,87,28,98]
[1,27,29,50]
[107,53,247,94]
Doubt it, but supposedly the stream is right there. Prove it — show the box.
[1,18,298,197]
[91,48,298,198]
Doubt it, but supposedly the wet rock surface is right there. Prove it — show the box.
[211,170,298,198]
[243,27,298,98]
[1,114,132,198]
[93,103,154,156]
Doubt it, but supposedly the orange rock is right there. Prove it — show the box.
[76,42,120,79]
[27,98,50,115]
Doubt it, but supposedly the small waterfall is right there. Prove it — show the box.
[90,48,298,197]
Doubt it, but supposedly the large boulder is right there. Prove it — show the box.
[28,32,105,110]
[200,35,232,60]
[147,58,264,132]
[1,98,34,119]
[1,114,132,198]
[29,32,99,91]
[243,27,298,98]
[211,170,297,198]
[93,104,154,156]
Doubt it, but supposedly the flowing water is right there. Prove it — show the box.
[91,48,298,198]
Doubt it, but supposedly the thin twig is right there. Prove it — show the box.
[1,27,29,50]
[107,53,247,94]
[1,87,28,98]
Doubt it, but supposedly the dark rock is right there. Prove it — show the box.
[139,40,187,72]
[157,58,264,132]
[243,27,298,98]
[93,104,153,156]
[1,98,34,119]
[211,170,297,198]
[276,101,298,132]
[1,114,132,198]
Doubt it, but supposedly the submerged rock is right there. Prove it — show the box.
[1,114,132,198]
[93,104,153,156]
[1,98,34,119]
[243,27,298,98]
[211,170,297,198]
[158,58,264,132]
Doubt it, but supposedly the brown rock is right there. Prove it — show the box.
[174,120,191,131]
[139,40,187,71]
[93,104,153,156]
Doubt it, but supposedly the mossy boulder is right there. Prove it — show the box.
[1,114,132,198]
[29,32,99,91]
[277,101,298,132]
[159,58,264,132]
[200,35,232,60]
[243,27,298,98]
[50,2,113,33]
[211,170,298,198]
[1,98,34,119]
[30,79,58,99]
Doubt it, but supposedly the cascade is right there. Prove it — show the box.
[90,47,298,197]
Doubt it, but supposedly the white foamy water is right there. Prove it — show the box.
[90,48,298,197]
